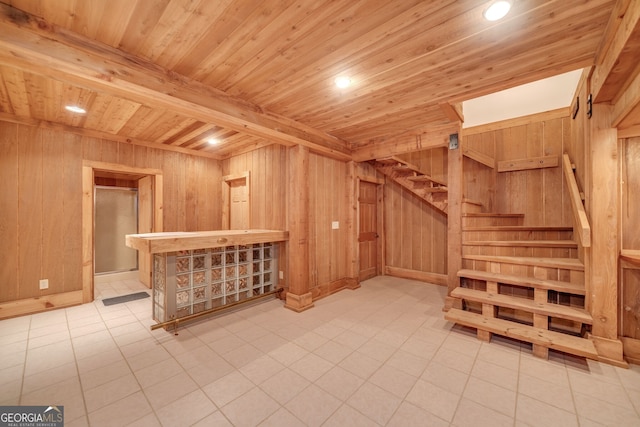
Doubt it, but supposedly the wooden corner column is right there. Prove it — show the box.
[445,130,463,311]
[588,103,625,365]
[285,145,314,312]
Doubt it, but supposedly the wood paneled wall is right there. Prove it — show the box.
[621,138,640,250]
[222,145,288,231]
[0,120,221,304]
[385,149,448,276]
[462,132,496,212]
[308,153,350,288]
[223,146,351,295]
[621,137,640,340]
[465,115,572,226]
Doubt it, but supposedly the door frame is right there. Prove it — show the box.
[357,175,385,280]
[82,161,163,303]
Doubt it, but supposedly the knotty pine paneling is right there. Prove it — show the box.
[477,116,572,226]
[384,148,448,276]
[0,120,222,304]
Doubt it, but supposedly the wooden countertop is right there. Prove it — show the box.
[126,229,288,254]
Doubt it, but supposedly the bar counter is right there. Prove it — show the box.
[125,230,288,323]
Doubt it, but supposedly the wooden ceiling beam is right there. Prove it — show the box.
[0,111,222,160]
[591,0,640,102]
[352,123,457,162]
[612,68,640,128]
[439,102,464,124]
[0,4,352,161]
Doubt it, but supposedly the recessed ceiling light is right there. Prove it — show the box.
[65,105,86,114]
[207,138,219,145]
[334,76,352,89]
[483,0,512,21]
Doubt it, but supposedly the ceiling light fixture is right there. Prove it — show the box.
[65,105,86,114]
[483,0,512,21]
[207,138,219,145]
[334,76,352,89]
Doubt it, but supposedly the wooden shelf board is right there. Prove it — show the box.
[445,308,598,359]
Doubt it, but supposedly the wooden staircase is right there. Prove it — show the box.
[371,156,448,213]
[445,213,597,360]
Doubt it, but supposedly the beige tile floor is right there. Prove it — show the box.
[1,276,639,426]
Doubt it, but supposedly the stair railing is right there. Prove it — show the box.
[562,153,591,247]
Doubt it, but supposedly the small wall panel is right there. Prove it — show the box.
[42,129,65,296]
[0,122,19,302]
[63,132,83,293]
[18,125,43,300]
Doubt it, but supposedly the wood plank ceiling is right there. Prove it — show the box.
[0,0,619,159]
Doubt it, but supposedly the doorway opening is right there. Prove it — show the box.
[82,161,163,303]
[94,185,139,275]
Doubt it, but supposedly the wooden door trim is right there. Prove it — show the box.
[357,178,384,280]
[222,171,250,230]
[82,161,163,303]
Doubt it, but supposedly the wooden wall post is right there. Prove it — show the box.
[588,103,625,364]
[346,160,360,288]
[445,131,463,311]
[284,145,314,312]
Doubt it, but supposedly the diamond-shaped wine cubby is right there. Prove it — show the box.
[152,243,277,323]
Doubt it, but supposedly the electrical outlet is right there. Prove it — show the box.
[279,271,283,280]
[331,221,339,229]
[39,279,49,290]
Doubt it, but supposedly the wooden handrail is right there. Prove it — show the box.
[562,154,591,247]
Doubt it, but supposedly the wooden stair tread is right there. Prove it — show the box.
[462,255,585,271]
[444,308,598,359]
[406,175,447,187]
[375,156,406,165]
[457,269,585,295]
[392,164,420,174]
[463,240,578,248]
[463,226,573,232]
[451,287,592,324]
[462,213,525,218]
[373,157,449,215]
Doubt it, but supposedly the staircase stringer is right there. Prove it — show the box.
[371,158,448,215]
